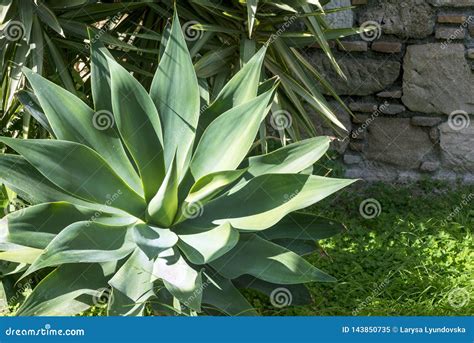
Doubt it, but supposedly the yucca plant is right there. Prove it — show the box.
[0,11,355,316]
[0,0,155,139]
[158,0,359,142]
[1,0,360,143]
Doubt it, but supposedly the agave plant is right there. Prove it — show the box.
[0,0,155,139]
[0,11,355,316]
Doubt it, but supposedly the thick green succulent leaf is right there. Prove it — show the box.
[0,138,146,218]
[0,247,43,264]
[107,56,165,203]
[108,287,147,317]
[199,46,266,131]
[235,275,313,305]
[152,248,202,311]
[210,234,335,283]
[191,88,275,180]
[242,137,330,178]
[271,239,317,256]
[259,213,345,241]
[0,155,115,211]
[175,222,239,265]
[17,263,107,316]
[132,224,178,259]
[185,169,246,204]
[147,156,178,228]
[202,273,257,316]
[194,174,355,231]
[150,11,200,179]
[22,68,142,194]
[89,29,113,112]
[109,249,155,304]
[23,222,134,277]
[0,202,134,250]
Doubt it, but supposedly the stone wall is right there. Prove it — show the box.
[309,0,474,183]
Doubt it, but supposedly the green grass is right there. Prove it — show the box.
[251,180,474,316]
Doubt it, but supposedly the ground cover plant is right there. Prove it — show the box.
[0,11,355,316]
[252,181,473,316]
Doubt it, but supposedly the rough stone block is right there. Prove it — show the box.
[430,127,441,143]
[358,0,435,39]
[380,104,406,115]
[411,117,443,127]
[420,161,440,172]
[371,41,403,53]
[338,41,368,52]
[439,121,474,172]
[351,127,367,140]
[325,0,354,29]
[365,118,434,169]
[437,14,468,24]
[349,102,378,113]
[352,114,370,124]
[428,0,474,6]
[402,44,474,115]
[435,27,465,40]
[377,90,402,98]
[309,52,401,96]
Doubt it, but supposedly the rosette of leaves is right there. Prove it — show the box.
[0,12,355,316]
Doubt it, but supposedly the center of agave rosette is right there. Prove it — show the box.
[132,223,178,259]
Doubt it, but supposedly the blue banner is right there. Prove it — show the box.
[0,316,472,343]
